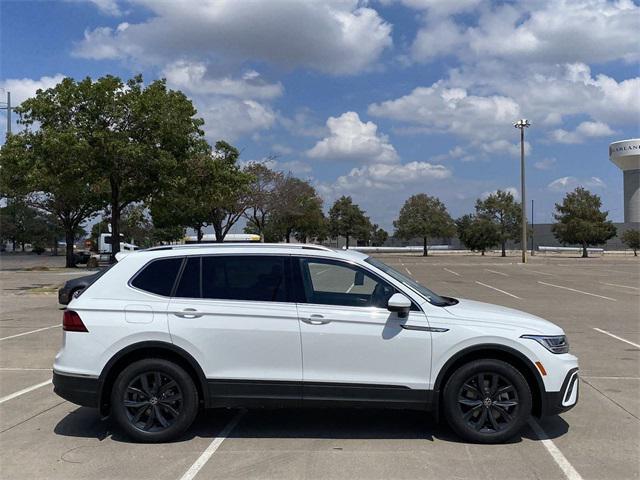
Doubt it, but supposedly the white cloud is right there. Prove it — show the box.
[307,112,399,164]
[480,186,519,201]
[73,0,393,75]
[162,61,283,100]
[410,0,640,65]
[534,158,557,170]
[88,0,122,16]
[0,75,66,137]
[0,74,66,106]
[200,98,276,142]
[548,176,606,192]
[368,82,520,145]
[550,121,615,144]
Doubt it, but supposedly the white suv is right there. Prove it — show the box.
[54,244,578,443]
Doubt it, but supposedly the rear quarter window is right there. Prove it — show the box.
[130,257,183,296]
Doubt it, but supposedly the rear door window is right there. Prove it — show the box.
[202,255,287,302]
[130,258,183,296]
[175,257,201,298]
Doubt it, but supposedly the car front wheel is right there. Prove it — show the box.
[111,359,198,443]
[443,359,532,444]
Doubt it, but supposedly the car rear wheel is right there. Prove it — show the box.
[443,359,532,444]
[111,359,198,442]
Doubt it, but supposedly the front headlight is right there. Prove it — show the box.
[521,335,569,354]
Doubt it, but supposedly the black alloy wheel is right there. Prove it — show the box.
[111,359,198,442]
[457,372,519,433]
[443,359,532,444]
[123,371,183,432]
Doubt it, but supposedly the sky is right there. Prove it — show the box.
[1,0,639,231]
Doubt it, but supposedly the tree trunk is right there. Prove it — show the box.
[260,232,265,243]
[634,248,638,257]
[21,242,25,252]
[109,177,121,263]
[582,243,588,258]
[65,229,76,268]
[501,240,506,257]
[285,228,292,243]
[196,226,203,243]
[212,223,224,243]
[346,235,350,249]
[481,249,485,256]
[423,237,428,256]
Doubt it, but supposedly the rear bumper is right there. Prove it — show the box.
[53,371,99,408]
[543,367,579,416]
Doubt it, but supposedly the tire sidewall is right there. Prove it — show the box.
[111,358,198,443]
[443,359,532,444]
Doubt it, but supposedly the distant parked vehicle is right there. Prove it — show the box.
[58,266,111,305]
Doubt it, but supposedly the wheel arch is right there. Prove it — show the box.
[433,344,545,418]
[97,341,209,416]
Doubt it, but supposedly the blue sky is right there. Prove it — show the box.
[2,0,639,231]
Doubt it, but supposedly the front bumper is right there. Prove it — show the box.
[543,367,579,416]
[53,371,99,408]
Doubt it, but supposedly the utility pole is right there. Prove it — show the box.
[514,119,530,264]
[531,199,535,256]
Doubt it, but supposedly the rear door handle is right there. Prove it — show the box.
[301,314,330,325]
[174,308,203,319]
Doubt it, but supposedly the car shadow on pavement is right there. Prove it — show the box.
[54,406,570,445]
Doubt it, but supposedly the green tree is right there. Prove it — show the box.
[394,194,455,256]
[475,190,522,257]
[552,187,616,258]
[370,224,389,246]
[0,130,104,266]
[243,162,283,242]
[269,176,325,243]
[621,229,640,256]
[456,214,500,255]
[0,198,50,252]
[150,151,216,243]
[15,75,205,261]
[328,196,370,248]
[208,141,253,242]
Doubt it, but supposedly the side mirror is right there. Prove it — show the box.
[387,293,411,318]
[354,270,365,286]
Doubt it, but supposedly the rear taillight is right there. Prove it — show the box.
[63,310,88,332]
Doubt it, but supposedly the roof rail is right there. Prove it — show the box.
[144,243,334,252]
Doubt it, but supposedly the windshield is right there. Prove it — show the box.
[365,256,449,306]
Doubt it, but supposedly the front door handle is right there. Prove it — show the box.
[301,314,330,325]
[174,308,203,319]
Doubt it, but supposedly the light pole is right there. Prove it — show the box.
[0,90,16,137]
[514,119,530,264]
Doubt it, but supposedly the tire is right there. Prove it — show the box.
[110,359,199,443]
[443,359,532,444]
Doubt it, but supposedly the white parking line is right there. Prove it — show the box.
[537,281,617,302]
[179,410,245,480]
[528,419,583,480]
[0,367,52,371]
[582,376,640,380]
[593,328,640,349]
[527,269,554,276]
[475,281,520,299]
[0,325,58,341]
[443,268,460,277]
[485,269,509,277]
[0,379,52,404]
[599,282,639,291]
[405,267,412,276]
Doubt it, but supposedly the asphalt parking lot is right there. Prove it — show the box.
[0,252,638,480]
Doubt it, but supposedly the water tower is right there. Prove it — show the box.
[609,139,640,223]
